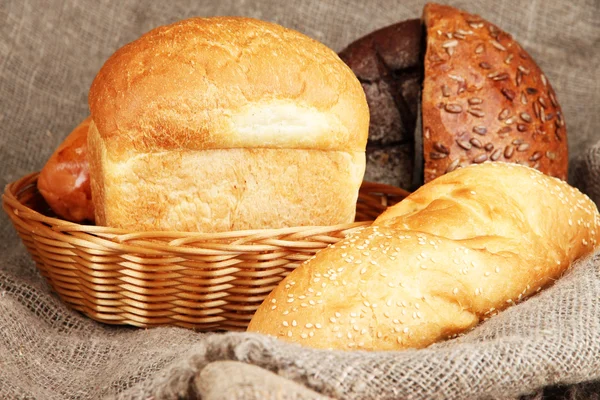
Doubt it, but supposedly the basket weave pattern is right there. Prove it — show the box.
[3,172,408,330]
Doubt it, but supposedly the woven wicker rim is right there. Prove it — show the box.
[3,171,409,330]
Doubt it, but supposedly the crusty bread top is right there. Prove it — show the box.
[88,17,369,156]
[422,3,568,182]
[247,162,599,351]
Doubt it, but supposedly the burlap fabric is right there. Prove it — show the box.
[1,1,599,399]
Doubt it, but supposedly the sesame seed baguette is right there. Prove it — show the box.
[247,163,600,351]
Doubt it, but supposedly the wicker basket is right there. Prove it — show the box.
[2,172,409,330]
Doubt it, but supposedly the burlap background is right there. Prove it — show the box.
[1,0,599,399]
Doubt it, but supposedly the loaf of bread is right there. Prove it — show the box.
[338,19,423,190]
[88,17,368,232]
[38,116,94,222]
[247,162,599,350]
[421,3,568,182]
[338,3,568,189]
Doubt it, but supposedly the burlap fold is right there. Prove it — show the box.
[1,0,599,399]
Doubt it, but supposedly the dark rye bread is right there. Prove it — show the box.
[338,19,423,190]
[339,3,568,190]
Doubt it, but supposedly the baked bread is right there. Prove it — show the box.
[38,116,94,222]
[422,3,568,182]
[247,162,599,350]
[338,19,423,190]
[88,17,369,232]
[338,3,568,189]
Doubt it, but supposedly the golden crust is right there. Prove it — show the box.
[247,163,600,351]
[422,3,568,182]
[88,17,369,156]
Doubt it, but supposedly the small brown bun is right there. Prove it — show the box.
[38,117,94,223]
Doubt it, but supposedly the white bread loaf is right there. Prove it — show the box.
[247,162,600,350]
[87,17,368,232]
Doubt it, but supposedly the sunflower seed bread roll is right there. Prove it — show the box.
[247,162,600,350]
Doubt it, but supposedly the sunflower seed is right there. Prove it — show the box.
[498,108,510,120]
[456,29,473,36]
[549,91,558,107]
[520,92,528,105]
[468,97,483,105]
[424,128,431,139]
[529,151,543,161]
[538,97,547,108]
[540,107,546,122]
[446,158,461,173]
[493,73,510,81]
[446,32,454,39]
[504,145,515,159]
[518,66,530,74]
[501,88,515,101]
[444,104,463,113]
[541,74,547,87]
[516,70,523,86]
[526,87,538,95]
[533,101,541,118]
[546,151,557,160]
[557,112,564,126]
[443,40,458,48]
[517,143,530,152]
[442,85,452,97]
[491,149,502,161]
[473,126,488,135]
[457,140,472,150]
[505,54,514,64]
[473,154,488,163]
[468,108,485,118]
[448,74,465,82]
[479,62,492,69]
[453,32,466,40]
[433,142,450,154]
[430,151,448,160]
[512,139,524,145]
[517,123,528,132]
[497,126,512,136]
[484,143,494,151]
[469,22,484,29]
[505,117,516,125]
[487,71,500,79]
[475,44,484,54]
[520,112,532,122]
[470,138,483,148]
[490,40,506,51]
[446,46,455,56]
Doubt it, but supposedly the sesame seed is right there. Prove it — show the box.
[283,321,289,327]
[377,332,383,338]
[271,305,277,310]
[453,288,459,294]
[309,331,314,338]
[348,332,353,339]
[403,327,410,333]
[300,333,308,339]
[292,320,297,326]
[287,298,294,303]
[283,311,289,315]
[305,323,313,329]
[287,331,292,337]
[335,312,341,318]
